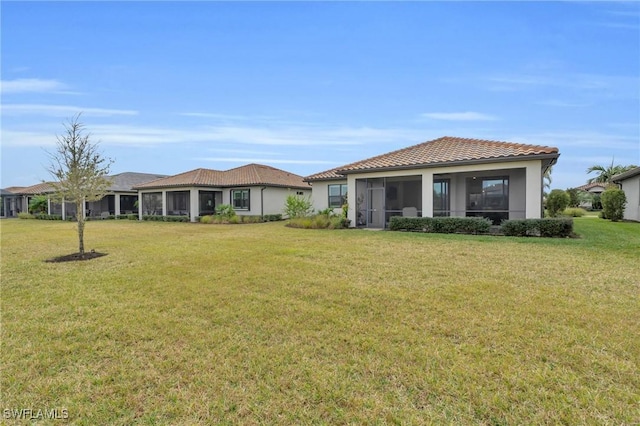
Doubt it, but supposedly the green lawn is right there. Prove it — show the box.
[1,218,639,424]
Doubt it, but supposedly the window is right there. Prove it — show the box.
[170,192,188,211]
[199,191,216,216]
[433,179,450,217]
[466,176,509,224]
[328,184,347,208]
[142,192,162,215]
[232,189,250,210]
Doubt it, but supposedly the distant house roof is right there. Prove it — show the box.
[107,172,168,192]
[134,164,311,190]
[305,136,559,181]
[2,186,27,194]
[18,182,56,195]
[612,166,640,183]
[575,182,609,192]
[2,172,166,195]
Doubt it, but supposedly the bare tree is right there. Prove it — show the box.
[47,114,113,256]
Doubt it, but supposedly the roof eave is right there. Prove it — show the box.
[338,153,560,175]
[612,167,640,183]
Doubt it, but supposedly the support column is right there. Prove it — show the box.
[115,194,121,216]
[422,171,434,218]
[347,176,357,227]
[526,163,543,219]
[189,188,199,222]
[138,193,144,221]
[161,191,167,217]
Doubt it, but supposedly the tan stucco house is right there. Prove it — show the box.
[305,136,559,228]
[133,163,311,222]
[612,166,640,222]
[1,172,166,219]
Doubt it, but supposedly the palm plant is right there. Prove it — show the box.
[587,159,637,184]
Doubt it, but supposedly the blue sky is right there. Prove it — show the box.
[2,1,639,190]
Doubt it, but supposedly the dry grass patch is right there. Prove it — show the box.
[1,219,639,424]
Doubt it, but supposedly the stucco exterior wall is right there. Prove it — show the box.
[620,175,640,221]
[309,179,348,215]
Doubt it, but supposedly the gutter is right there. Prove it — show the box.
[261,186,267,219]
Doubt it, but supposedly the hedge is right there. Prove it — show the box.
[142,215,190,222]
[500,218,573,238]
[389,216,492,234]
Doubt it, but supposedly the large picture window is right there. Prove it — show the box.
[328,184,348,208]
[232,189,250,210]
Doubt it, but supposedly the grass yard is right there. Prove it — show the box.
[1,218,639,424]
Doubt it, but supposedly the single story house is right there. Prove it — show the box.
[1,172,166,219]
[612,166,640,222]
[1,187,27,217]
[305,136,559,228]
[133,163,312,222]
[574,182,609,209]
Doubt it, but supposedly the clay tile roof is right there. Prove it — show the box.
[575,182,609,191]
[2,186,27,194]
[134,164,311,190]
[18,182,56,195]
[305,136,559,181]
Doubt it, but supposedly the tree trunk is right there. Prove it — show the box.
[77,200,85,255]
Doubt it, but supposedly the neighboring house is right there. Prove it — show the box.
[133,163,312,222]
[612,166,640,222]
[1,187,27,217]
[85,172,167,217]
[1,172,166,219]
[305,136,559,228]
[574,182,608,209]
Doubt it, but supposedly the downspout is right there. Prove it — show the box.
[261,186,267,220]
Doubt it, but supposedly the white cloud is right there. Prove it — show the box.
[536,100,592,108]
[1,104,138,117]
[1,122,427,149]
[507,131,640,151]
[483,73,639,99]
[1,78,68,94]
[196,157,335,165]
[421,112,498,121]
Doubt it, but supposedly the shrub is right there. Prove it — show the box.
[601,188,626,221]
[165,215,189,222]
[562,207,586,217]
[127,214,138,220]
[288,213,350,229]
[263,214,282,222]
[284,194,313,219]
[18,212,35,219]
[591,194,602,210]
[546,189,570,217]
[389,217,492,234]
[28,195,48,214]
[501,218,573,238]
[200,215,213,224]
[215,204,236,221]
[32,213,63,220]
[566,188,580,208]
[318,208,338,218]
